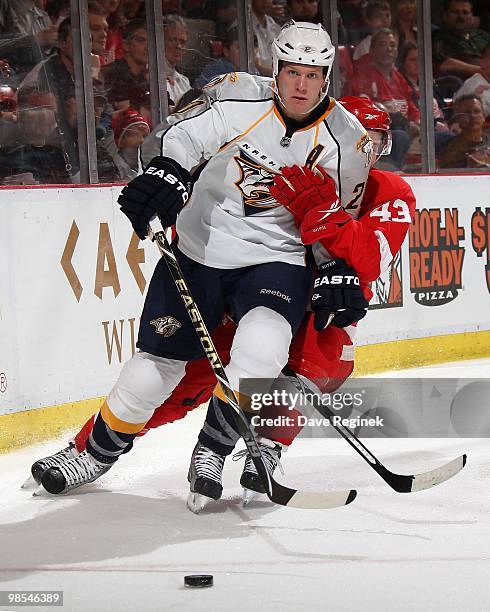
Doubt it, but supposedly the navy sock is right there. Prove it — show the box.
[198,395,241,456]
[86,412,137,464]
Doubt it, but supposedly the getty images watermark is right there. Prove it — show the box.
[239,377,490,438]
[248,388,384,430]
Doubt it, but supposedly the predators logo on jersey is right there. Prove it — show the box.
[150,316,182,337]
[356,133,373,168]
[234,151,279,216]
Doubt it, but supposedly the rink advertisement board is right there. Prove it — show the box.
[1,175,490,416]
[0,186,159,415]
[355,174,490,347]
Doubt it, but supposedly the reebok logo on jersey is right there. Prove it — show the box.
[150,316,182,337]
[260,288,291,302]
[145,167,189,203]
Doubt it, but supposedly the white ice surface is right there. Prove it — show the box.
[0,359,489,612]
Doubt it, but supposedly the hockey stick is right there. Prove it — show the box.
[283,366,467,493]
[148,217,356,510]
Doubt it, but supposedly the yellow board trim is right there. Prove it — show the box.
[1,330,489,453]
[353,330,490,376]
[0,397,103,453]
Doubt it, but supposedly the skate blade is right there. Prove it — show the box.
[187,491,213,514]
[21,475,37,489]
[242,488,261,506]
[32,485,66,497]
[32,484,48,497]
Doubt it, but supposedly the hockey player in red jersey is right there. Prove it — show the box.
[271,96,414,310]
[30,96,415,507]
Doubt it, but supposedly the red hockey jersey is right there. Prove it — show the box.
[311,169,416,298]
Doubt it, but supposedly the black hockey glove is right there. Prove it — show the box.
[118,156,191,240]
[311,259,369,331]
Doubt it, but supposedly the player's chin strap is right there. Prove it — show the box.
[147,216,356,510]
[282,365,467,493]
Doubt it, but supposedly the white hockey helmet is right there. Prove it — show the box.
[272,20,336,92]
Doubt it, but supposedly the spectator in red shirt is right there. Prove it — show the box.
[343,27,418,168]
[346,28,419,121]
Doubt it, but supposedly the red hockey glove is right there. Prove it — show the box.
[270,165,352,244]
[270,165,337,220]
[300,202,353,245]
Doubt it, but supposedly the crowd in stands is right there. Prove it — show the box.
[0,0,489,185]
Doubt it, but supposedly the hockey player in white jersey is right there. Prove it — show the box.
[39,21,370,511]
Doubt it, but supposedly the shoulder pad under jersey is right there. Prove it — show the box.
[200,72,273,102]
[140,73,273,166]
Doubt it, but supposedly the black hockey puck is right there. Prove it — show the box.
[184,574,213,588]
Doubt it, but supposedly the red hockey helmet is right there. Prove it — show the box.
[339,96,392,158]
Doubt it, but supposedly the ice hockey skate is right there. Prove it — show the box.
[234,438,285,506]
[24,441,79,488]
[187,442,226,514]
[39,450,112,495]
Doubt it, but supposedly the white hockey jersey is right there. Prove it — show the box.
[145,72,370,269]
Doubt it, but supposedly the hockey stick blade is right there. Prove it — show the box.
[279,486,357,510]
[148,219,356,510]
[233,409,356,509]
[282,367,467,494]
[385,454,467,493]
[232,404,356,508]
